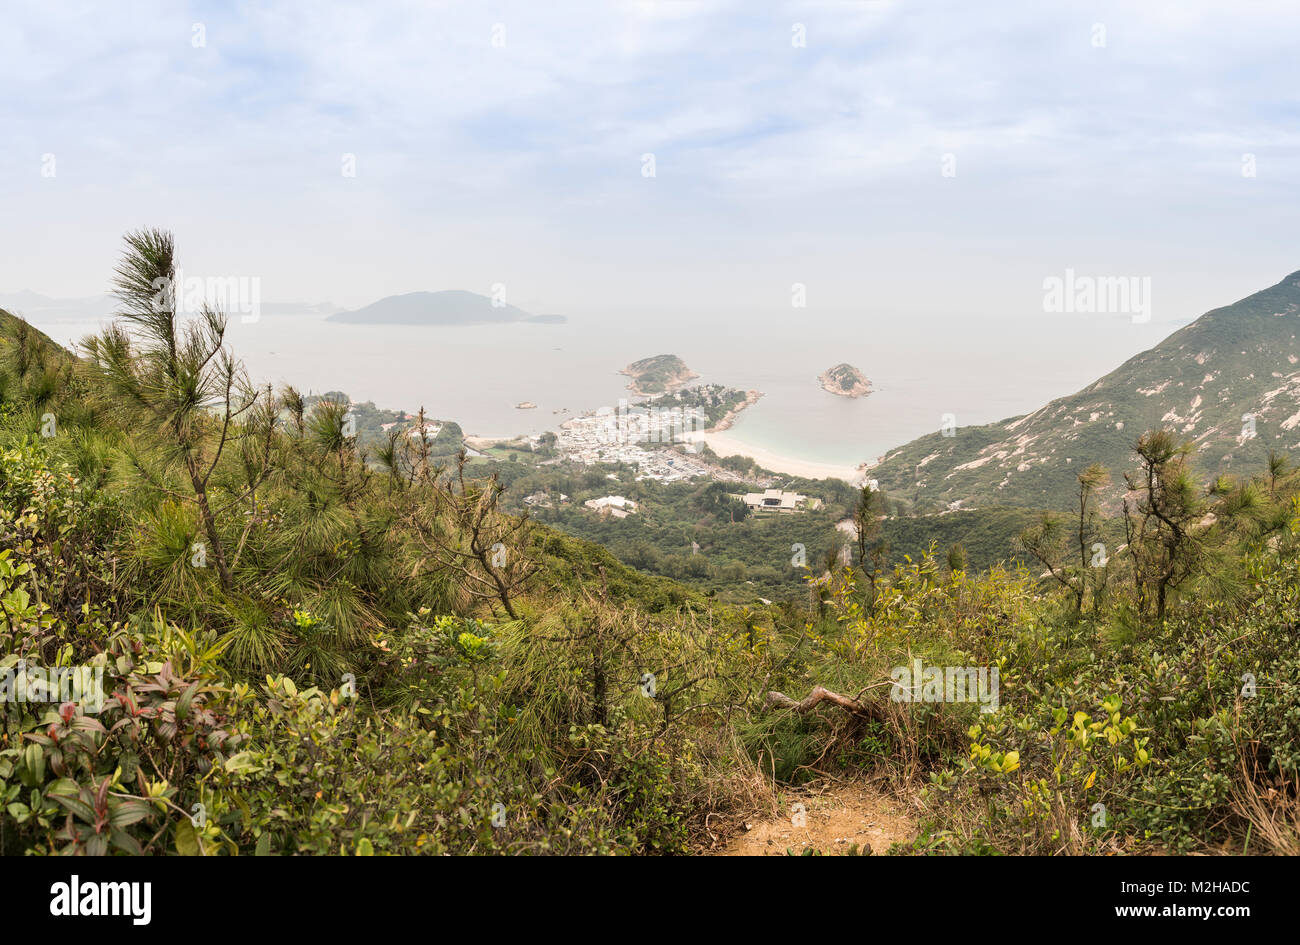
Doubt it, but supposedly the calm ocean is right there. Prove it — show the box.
[29,308,1181,468]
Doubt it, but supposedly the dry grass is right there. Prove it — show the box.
[1231,753,1300,855]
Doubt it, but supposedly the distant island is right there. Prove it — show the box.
[621,354,699,395]
[819,363,873,398]
[328,290,566,326]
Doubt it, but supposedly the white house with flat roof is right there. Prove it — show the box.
[583,495,638,518]
[741,488,806,513]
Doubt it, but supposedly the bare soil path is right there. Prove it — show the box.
[716,780,917,856]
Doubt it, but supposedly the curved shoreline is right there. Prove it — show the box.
[707,389,763,432]
[688,429,865,483]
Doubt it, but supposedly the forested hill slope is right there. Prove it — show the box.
[7,234,1300,858]
[0,308,66,347]
[868,269,1300,510]
[0,308,32,337]
[0,308,76,379]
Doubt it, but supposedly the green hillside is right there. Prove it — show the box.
[869,270,1300,510]
[0,308,66,352]
[5,234,1300,859]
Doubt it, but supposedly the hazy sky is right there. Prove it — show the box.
[3,0,1298,327]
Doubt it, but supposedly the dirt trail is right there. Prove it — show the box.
[717,780,917,856]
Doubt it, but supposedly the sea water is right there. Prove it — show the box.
[27,307,1180,469]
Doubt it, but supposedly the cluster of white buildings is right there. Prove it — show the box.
[635,449,728,483]
[555,402,719,482]
[545,398,777,488]
[379,417,443,441]
[554,434,753,485]
[558,402,704,451]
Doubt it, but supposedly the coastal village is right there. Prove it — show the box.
[552,401,761,485]
[370,356,871,500]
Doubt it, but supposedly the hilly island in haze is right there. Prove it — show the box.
[819,363,873,398]
[328,289,566,325]
[620,354,699,395]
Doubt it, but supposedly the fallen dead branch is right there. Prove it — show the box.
[766,686,881,720]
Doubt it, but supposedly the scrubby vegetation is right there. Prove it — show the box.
[497,461,1036,602]
[2,231,1299,856]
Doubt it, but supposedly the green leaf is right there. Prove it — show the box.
[109,798,154,828]
[255,832,272,856]
[174,818,201,856]
[175,683,198,721]
[45,777,80,798]
[50,792,97,824]
[110,826,145,855]
[21,744,45,786]
[356,837,374,856]
[224,751,256,774]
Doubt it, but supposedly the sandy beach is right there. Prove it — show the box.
[687,430,864,483]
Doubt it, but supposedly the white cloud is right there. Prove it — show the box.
[0,0,1296,323]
